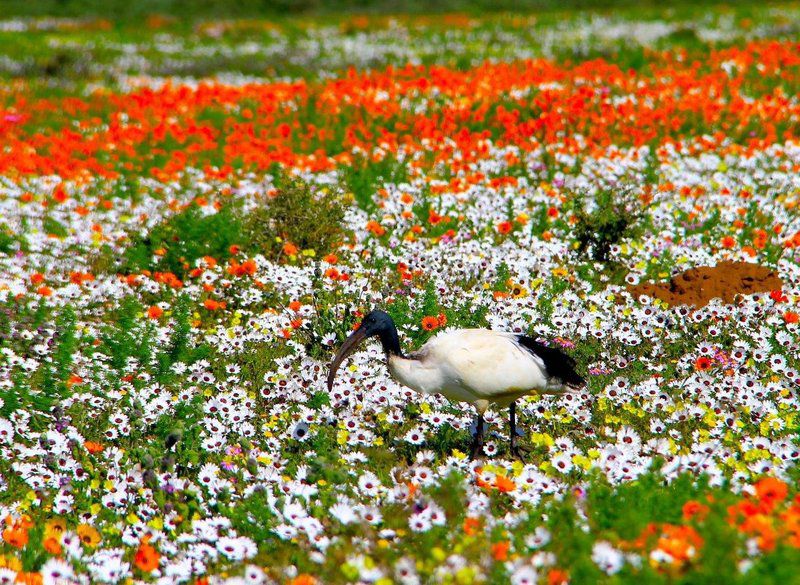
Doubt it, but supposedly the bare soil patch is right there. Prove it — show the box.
[627,261,783,308]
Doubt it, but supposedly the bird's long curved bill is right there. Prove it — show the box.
[327,327,368,391]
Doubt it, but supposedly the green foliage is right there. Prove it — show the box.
[222,489,278,547]
[587,472,702,539]
[341,154,409,212]
[100,296,153,373]
[214,340,292,400]
[241,176,348,259]
[42,215,69,238]
[385,278,489,347]
[86,244,121,275]
[122,202,243,277]
[545,498,604,583]
[572,189,643,262]
[0,222,20,254]
[492,261,511,293]
[297,267,361,359]
[44,305,78,397]
[0,304,77,420]
[157,293,193,373]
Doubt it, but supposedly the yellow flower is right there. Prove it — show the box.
[0,554,22,571]
[510,282,528,299]
[77,524,101,548]
[45,517,66,539]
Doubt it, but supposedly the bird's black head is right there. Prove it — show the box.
[326,309,402,391]
[358,309,394,337]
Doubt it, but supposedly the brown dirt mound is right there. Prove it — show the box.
[627,261,783,308]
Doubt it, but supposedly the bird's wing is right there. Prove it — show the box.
[515,335,585,388]
[421,330,550,399]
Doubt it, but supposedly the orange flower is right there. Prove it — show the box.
[366,220,385,236]
[30,272,45,285]
[289,576,317,585]
[783,311,799,324]
[682,500,709,521]
[283,242,298,256]
[36,286,53,297]
[755,477,788,507]
[203,299,226,311]
[721,235,736,249]
[84,441,105,454]
[463,516,481,536]
[496,221,513,235]
[770,290,788,302]
[494,474,517,493]
[654,524,703,563]
[2,516,30,549]
[15,572,42,585]
[43,534,62,555]
[491,540,510,561]
[421,316,439,331]
[694,356,713,371]
[147,305,163,319]
[240,259,257,275]
[288,300,302,312]
[547,569,569,585]
[53,183,68,203]
[134,536,160,572]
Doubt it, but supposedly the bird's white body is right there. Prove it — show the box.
[387,329,566,413]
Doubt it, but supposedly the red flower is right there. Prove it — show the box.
[491,540,510,561]
[147,306,163,319]
[682,500,709,521]
[134,536,160,572]
[694,356,713,371]
[496,221,513,235]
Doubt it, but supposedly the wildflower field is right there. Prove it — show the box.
[2,5,800,584]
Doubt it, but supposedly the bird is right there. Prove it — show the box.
[327,309,586,459]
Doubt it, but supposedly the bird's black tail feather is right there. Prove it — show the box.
[515,336,586,388]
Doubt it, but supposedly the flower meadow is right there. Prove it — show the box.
[1,6,800,584]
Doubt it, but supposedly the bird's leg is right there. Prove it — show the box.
[509,401,528,460]
[469,414,485,460]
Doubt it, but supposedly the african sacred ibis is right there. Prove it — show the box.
[327,309,586,459]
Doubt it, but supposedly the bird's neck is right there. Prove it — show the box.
[387,353,439,395]
[377,323,404,358]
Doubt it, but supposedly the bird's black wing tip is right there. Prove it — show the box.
[515,335,585,387]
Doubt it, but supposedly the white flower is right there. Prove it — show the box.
[525,527,551,550]
[217,536,257,561]
[409,511,432,533]
[592,541,624,575]
[403,428,425,445]
[330,501,358,525]
[510,565,539,585]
